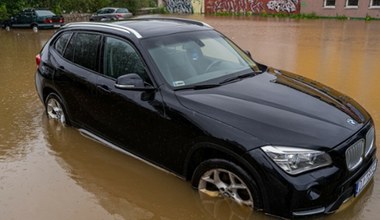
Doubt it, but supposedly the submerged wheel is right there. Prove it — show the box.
[192,159,260,209]
[32,25,38,32]
[45,93,69,125]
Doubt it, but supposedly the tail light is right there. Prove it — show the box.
[59,18,64,23]
[36,54,41,68]
[116,14,123,19]
[44,18,52,23]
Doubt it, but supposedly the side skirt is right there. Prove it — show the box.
[78,128,185,180]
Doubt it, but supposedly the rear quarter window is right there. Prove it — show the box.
[54,32,72,56]
[63,32,101,72]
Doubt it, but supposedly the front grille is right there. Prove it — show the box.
[345,139,364,171]
[345,126,376,171]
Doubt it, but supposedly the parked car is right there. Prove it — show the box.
[35,18,377,218]
[89,7,132,21]
[2,8,64,31]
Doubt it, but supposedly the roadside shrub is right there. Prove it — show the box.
[0,3,8,20]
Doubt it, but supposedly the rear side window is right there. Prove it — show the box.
[104,9,115,14]
[54,32,72,56]
[64,33,101,71]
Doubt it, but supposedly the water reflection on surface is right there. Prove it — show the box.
[0,16,379,219]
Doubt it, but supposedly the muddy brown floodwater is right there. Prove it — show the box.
[0,15,379,220]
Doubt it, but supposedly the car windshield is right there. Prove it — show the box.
[142,30,259,88]
[35,10,55,16]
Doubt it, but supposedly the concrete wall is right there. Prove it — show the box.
[301,0,380,18]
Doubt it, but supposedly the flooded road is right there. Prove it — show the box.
[0,16,379,219]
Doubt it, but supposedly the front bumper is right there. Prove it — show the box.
[246,123,377,218]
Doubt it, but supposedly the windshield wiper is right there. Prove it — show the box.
[191,83,222,90]
[219,72,255,85]
[175,83,221,91]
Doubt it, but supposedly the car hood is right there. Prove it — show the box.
[176,68,370,150]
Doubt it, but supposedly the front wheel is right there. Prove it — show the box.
[191,159,261,209]
[45,93,70,125]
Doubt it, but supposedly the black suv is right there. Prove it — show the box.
[35,18,377,218]
[3,8,64,31]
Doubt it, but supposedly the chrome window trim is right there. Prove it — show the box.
[65,22,143,38]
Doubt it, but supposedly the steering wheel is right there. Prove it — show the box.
[205,60,223,72]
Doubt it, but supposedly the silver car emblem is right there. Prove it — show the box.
[347,118,357,126]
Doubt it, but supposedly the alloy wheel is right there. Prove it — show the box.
[198,168,254,207]
[46,97,66,124]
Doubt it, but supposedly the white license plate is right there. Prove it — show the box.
[53,25,61,28]
[355,160,377,197]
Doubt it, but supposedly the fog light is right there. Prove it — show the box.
[307,188,321,200]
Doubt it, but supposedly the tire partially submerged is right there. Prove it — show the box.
[191,159,261,209]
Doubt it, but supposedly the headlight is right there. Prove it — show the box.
[261,146,332,175]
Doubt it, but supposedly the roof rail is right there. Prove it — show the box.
[131,17,213,28]
[63,22,142,38]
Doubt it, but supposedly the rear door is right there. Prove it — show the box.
[51,31,102,129]
[13,10,30,27]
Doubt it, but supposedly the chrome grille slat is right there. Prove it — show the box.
[346,139,364,171]
[365,127,375,157]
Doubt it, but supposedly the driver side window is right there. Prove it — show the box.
[103,37,148,82]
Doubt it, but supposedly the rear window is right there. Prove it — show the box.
[63,32,101,71]
[116,8,129,13]
[35,10,55,16]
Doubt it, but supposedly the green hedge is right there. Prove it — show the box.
[0,0,158,19]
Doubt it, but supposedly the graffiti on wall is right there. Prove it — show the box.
[205,0,300,14]
[267,0,298,13]
[165,0,193,13]
[211,0,264,14]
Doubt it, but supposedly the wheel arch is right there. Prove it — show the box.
[42,87,74,125]
[184,142,266,209]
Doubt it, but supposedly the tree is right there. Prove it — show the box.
[0,0,157,17]
[0,3,8,20]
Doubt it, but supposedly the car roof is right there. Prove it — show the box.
[62,18,213,39]
[100,7,120,10]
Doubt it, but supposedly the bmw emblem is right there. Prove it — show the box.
[347,118,357,126]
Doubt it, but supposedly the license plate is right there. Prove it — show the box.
[53,25,61,28]
[355,160,377,197]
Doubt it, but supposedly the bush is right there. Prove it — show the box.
[0,3,8,20]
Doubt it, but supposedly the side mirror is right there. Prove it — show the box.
[115,73,153,90]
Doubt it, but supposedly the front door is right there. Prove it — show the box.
[94,36,171,165]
